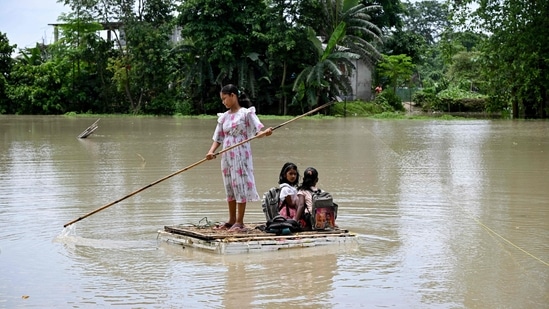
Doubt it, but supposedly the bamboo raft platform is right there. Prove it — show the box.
[157,223,357,255]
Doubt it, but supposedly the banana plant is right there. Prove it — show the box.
[292,22,359,110]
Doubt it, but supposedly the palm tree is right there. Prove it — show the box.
[292,22,359,109]
[319,0,383,66]
[216,51,270,100]
[170,40,215,114]
[171,40,270,113]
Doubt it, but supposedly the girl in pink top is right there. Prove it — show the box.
[295,167,320,229]
[277,162,300,220]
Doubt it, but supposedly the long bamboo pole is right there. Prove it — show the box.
[63,100,337,227]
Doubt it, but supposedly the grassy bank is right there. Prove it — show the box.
[63,101,473,120]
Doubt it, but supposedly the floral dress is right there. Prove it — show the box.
[213,107,264,203]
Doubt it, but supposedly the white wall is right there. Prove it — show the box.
[350,59,373,101]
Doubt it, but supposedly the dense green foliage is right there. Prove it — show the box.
[374,88,404,111]
[449,0,549,118]
[0,32,16,113]
[413,87,487,113]
[1,0,390,116]
[331,100,388,116]
[372,0,549,118]
[1,0,547,118]
[376,54,414,92]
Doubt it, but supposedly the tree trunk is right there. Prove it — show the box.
[512,87,519,119]
[279,61,287,115]
[541,89,547,119]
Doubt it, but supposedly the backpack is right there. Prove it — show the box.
[310,189,338,230]
[261,187,280,222]
[264,215,301,235]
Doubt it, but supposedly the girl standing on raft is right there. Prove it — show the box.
[206,84,272,232]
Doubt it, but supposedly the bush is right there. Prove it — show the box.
[174,99,195,115]
[412,90,439,109]
[484,96,509,116]
[415,87,488,112]
[331,101,385,117]
[143,93,177,115]
[437,88,487,112]
[375,89,404,111]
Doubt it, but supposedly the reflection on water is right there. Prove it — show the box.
[157,239,365,308]
[0,116,548,308]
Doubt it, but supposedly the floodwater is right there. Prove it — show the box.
[1,115,548,308]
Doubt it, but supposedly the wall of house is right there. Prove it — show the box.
[350,60,373,101]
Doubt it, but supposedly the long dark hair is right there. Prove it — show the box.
[220,84,251,107]
[278,162,300,186]
[298,167,318,191]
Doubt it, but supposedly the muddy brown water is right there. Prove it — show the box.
[1,115,548,308]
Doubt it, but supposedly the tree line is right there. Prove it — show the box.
[0,0,547,118]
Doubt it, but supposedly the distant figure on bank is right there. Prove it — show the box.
[375,85,383,95]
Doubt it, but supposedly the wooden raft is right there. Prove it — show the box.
[158,223,357,254]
